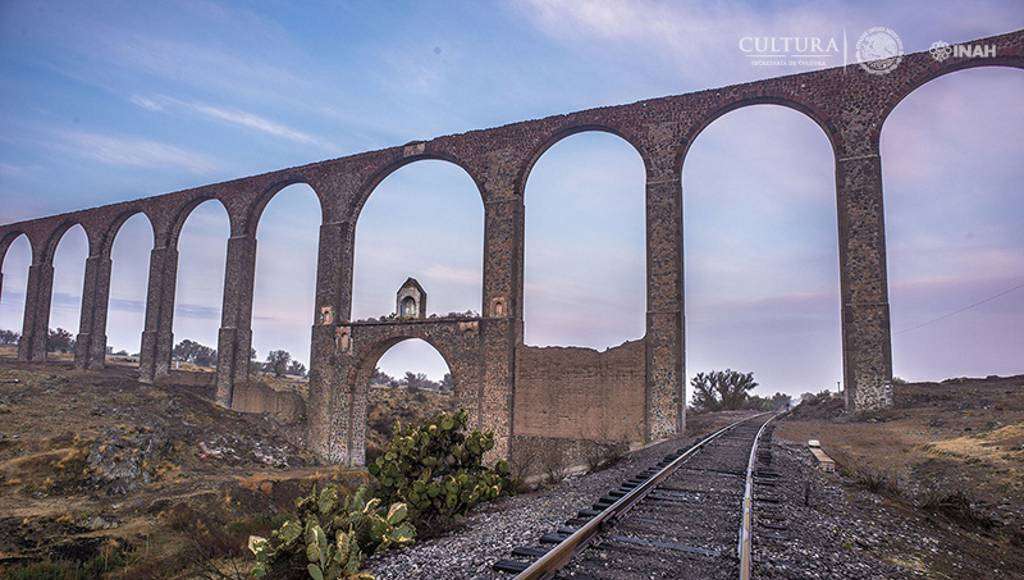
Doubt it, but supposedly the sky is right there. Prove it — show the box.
[0,1,1021,399]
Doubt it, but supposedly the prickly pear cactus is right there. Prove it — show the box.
[368,409,513,528]
[248,483,414,579]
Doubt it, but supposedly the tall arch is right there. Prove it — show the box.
[172,199,230,365]
[0,233,32,346]
[522,130,646,348]
[352,159,484,321]
[106,212,155,360]
[360,337,457,462]
[251,183,322,374]
[881,66,1024,380]
[47,224,89,357]
[682,104,840,398]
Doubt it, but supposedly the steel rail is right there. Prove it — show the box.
[737,411,782,580]
[513,412,772,580]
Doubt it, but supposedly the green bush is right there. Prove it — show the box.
[368,409,513,531]
[248,484,414,579]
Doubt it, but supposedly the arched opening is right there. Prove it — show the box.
[683,105,840,404]
[365,338,456,462]
[107,213,154,364]
[882,67,1024,381]
[48,224,88,359]
[400,296,417,318]
[523,131,646,348]
[251,183,321,383]
[0,234,31,355]
[352,159,483,321]
[172,200,229,371]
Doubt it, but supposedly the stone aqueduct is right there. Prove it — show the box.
[1,31,1021,467]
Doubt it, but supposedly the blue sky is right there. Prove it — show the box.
[1,1,1021,398]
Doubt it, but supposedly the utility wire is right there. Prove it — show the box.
[894,280,1024,335]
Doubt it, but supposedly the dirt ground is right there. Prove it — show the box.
[0,358,365,577]
[776,374,1024,577]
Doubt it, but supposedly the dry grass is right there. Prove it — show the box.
[777,375,1024,513]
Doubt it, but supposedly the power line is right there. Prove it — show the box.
[894,280,1024,335]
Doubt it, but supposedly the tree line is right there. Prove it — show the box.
[370,367,453,393]
[171,339,307,377]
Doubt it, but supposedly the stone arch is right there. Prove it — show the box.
[878,60,1024,145]
[681,103,841,394]
[342,324,484,466]
[167,196,233,247]
[43,221,93,263]
[521,128,647,348]
[171,198,232,350]
[105,212,157,359]
[680,96,840,175]
[517,124,650,197]
[250,182,323,370]
[351,157,486,319]
[0,231,32,267]
[879,64,1024,379]
[244,178,327,237]
[100,209,156,258]
[351,153,487,221]
[46,222,90,341]
[0,232,32,333]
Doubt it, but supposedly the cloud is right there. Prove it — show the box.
[189,102,333,149]
[174,302,221,320]
[55,130,217,174]
[129,95,164,112]
[130,94,336,151]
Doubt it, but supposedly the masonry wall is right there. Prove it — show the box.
[512,340,646,443]
[231,380,307,424]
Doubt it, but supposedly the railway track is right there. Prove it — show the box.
[492,412,781,579]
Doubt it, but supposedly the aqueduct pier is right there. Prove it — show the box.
[1,30,1021,467]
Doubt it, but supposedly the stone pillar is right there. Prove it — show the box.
[215,234,257,407]
[836,147,894,411]
[644,144,686,442]
[139,245,178,382]
[308,221,356,463]
[478,196,522,460]
[75,254,113,369]
[18,262,54,362]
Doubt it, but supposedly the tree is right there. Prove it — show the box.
[46,328,75,353]
[690,372,721,413]
[689,369,759,412]
[371,367,399,387]
[266,350,291,377]
[0,329,20,345]
[440,373,454,392]
[771,392,792,411]
[173,339,218,367]
[287,359,307,377]
[402,371,428,392]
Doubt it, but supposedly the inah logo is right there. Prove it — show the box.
[929,40,997,62]
[930,41,953,62]
[856,27,903,75]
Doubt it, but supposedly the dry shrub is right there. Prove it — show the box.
[919,488,997,531]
